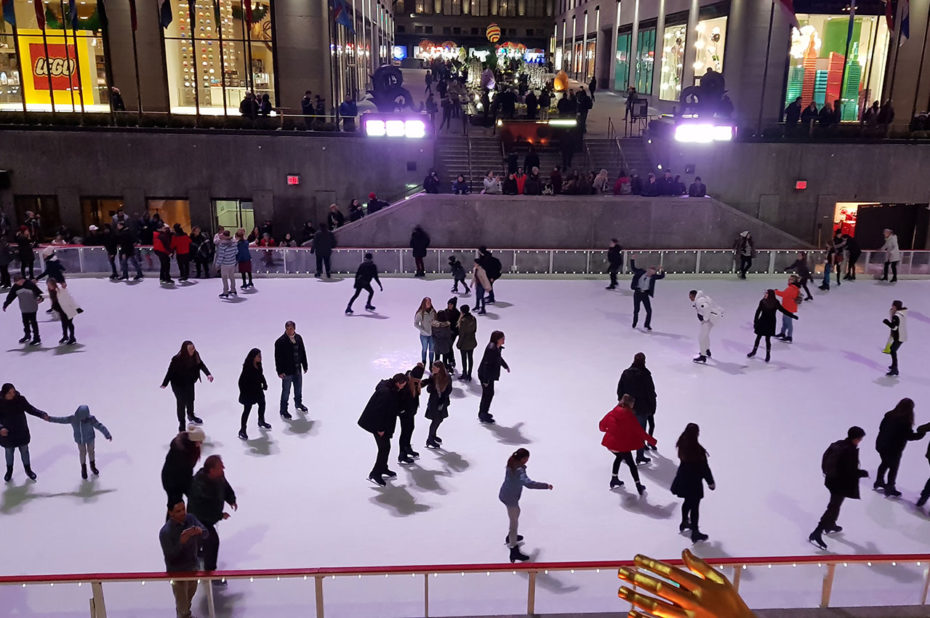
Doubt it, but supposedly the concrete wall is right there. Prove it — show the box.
[334,193,809,249]
[0,129,433,234]
[648,137,930,245]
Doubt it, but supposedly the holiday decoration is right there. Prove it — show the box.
[486,23,500,43]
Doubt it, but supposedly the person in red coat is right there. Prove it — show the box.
[171,224,192,282]
[599,394,657,495]
[152,223,174,284]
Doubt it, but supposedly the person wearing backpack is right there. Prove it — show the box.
[477,247,502,303]
[809,426,869,550]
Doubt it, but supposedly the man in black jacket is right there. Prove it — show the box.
[187,455,237,579]
[629,257,665,330]
[606,239,623,290]
[345,253,383,314]
[478,247,502,303]
[116,222,143,280]
[311,223,336,278]
[617,352,657,464]
[477,331,509,424]
[274,321,308,419]
[809,426,868,550]
[410,226,431,277]
[358,374,407,486]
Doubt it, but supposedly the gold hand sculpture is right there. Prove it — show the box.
[617,549,756,618]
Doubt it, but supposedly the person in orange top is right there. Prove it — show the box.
[775,275,801,343]
[599,394,657,495]
[171,224,192,282]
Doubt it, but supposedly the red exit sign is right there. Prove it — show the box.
[795,180,807,190]
[286,174,301,186]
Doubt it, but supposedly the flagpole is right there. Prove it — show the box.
[756,0,776,134]
[187,0,200,121]
[887,0,903,99]
[58,0,77,112]
[67,0,87,118]
[7,17,29,119]
[862,18,879,116]
[839,3,854,122]
[38,5,57,116]
[214,0,227,116]
[913,0,929,117]
[129,1,142,117]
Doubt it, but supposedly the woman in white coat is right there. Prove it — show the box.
[881,228,901,282]
[46,279,81,345]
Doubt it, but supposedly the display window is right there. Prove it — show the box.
[614,30,630,90]
[147,199,192,231]
[80,197,123,230]
[214,199,254,233]
[14,195,60,241]
[658,21,686,101]
[634,26,655,95]
[0,0,109,112]
[693,15,726,76]
[833,201,879,237]
[785,14,889,122]
[163,0,275,115]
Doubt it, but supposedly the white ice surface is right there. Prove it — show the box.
[1,275,928,617]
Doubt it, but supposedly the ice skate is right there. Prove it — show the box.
[29,339,40,346]
[90,461,99,476]
[24,467,36,481]
[824,525,842,534]
[365,304,376,311]
[691,530,709,543]
[764,350,771,363]
[59,336,69,344]
[693,355,707,364]
[679,520,691,532]
[81,464,88,480]
[398,455,415,465]
[368,474,386,487]
[238,429,248,440]
[296,404,308,412]
[636,483,646,495]
[808,531,827,550]
[747,347,757,358]
[345,307,353,314]
[884,486,902,497]
[383,469,397,478]
[636,455,651,465]
[509,546,530,563]
[886,369,899,377]
[280,410,292,420]
[705,349,711,357]
[610,476,624,489]
[425,440,440,449]
[4,466,11,482]
[258,421,272,430]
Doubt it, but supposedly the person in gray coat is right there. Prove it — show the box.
[48,405,112,479]
[499,448,552,562]
[160,500,208,618]
[3,276,44,345]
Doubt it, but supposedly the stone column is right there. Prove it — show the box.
[274,0,333,113]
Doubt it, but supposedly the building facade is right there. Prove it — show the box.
[0,0,395,116]
[553,0,930,128]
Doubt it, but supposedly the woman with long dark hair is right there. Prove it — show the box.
[599,394,656,495]
[424,361,452,449]
[477,330,509,424]
[499,447,552,563]
[748,289,797,362]
[875,398,928,497]
[670,423,715,543]
[238,348,269,440]
[397,364,425,465]
[160,427,204,507]
[161,341,213,432]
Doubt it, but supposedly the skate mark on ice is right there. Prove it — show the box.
[839,351,886,371]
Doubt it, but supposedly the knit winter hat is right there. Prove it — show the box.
[368,192,376,199]
[186,426,206,443]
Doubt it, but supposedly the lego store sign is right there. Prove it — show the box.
[17,29,95,106]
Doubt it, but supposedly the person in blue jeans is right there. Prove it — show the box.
[414,298,436,365]
[471,259,491,315]
[274,321,308,420]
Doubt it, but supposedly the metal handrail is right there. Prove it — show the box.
[4,553,930,618]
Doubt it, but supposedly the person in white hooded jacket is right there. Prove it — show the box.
[881,228,901,283]
[689,290,723,364]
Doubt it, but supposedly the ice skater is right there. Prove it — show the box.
[36,246,67,284]
[46,278,81,345]
[214,230,238,298]
[431,310,454,371]
[606,238,622,290]
[0,383,50,482]
[732,231,755,279]
[414,297,437,364]
[775,275,802,343]
[477,330,509,424]
[161,341,213,432]
[617,353,657,463]
[471,258,492,315]
[397,364,425,464]
[880,228,900,283]
[358,373,407,486]
[238,348,270,440]
[478,247,503,303]
[809,426,868,550]
[600,394,656,495]
[235,229,254,289]
[747,290,797,363]
[671,423,715,543]
[187,454,237,580]
[161,427,204,508]
[456,305,478,381]
[159,500,208,618]
[882,300,906,377]
[274,321,309,419]
[424,361,452,449]
[843,234,861,280]
[449,255,470,293]
[153,224,174,284]
[874,398,929,497]
[499,448,553,563]
[345,253,382,314]
[629,257,664,330]
[689,290,722,363]
[410,225,431,277]
[2,274,43,345]
[48,405,112,479]
[785,252,814,301]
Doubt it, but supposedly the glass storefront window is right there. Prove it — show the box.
[164,0,275,115]
[147,199,192,231]
[659,23,686,101]
[15,195,61,241]
[634,27,655,95]
[785,14,889,122]
[80,197,124,230]
[214,199,254,233]
[693,16,726,76]
[1,0,110,112]
[614,31,630,90]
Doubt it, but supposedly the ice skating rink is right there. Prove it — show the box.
[1,274,928,617]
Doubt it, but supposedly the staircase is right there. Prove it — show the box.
[468,136,506,190]
[585,138,623,176]
[619,137,654,176]
[435,135,470,188]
